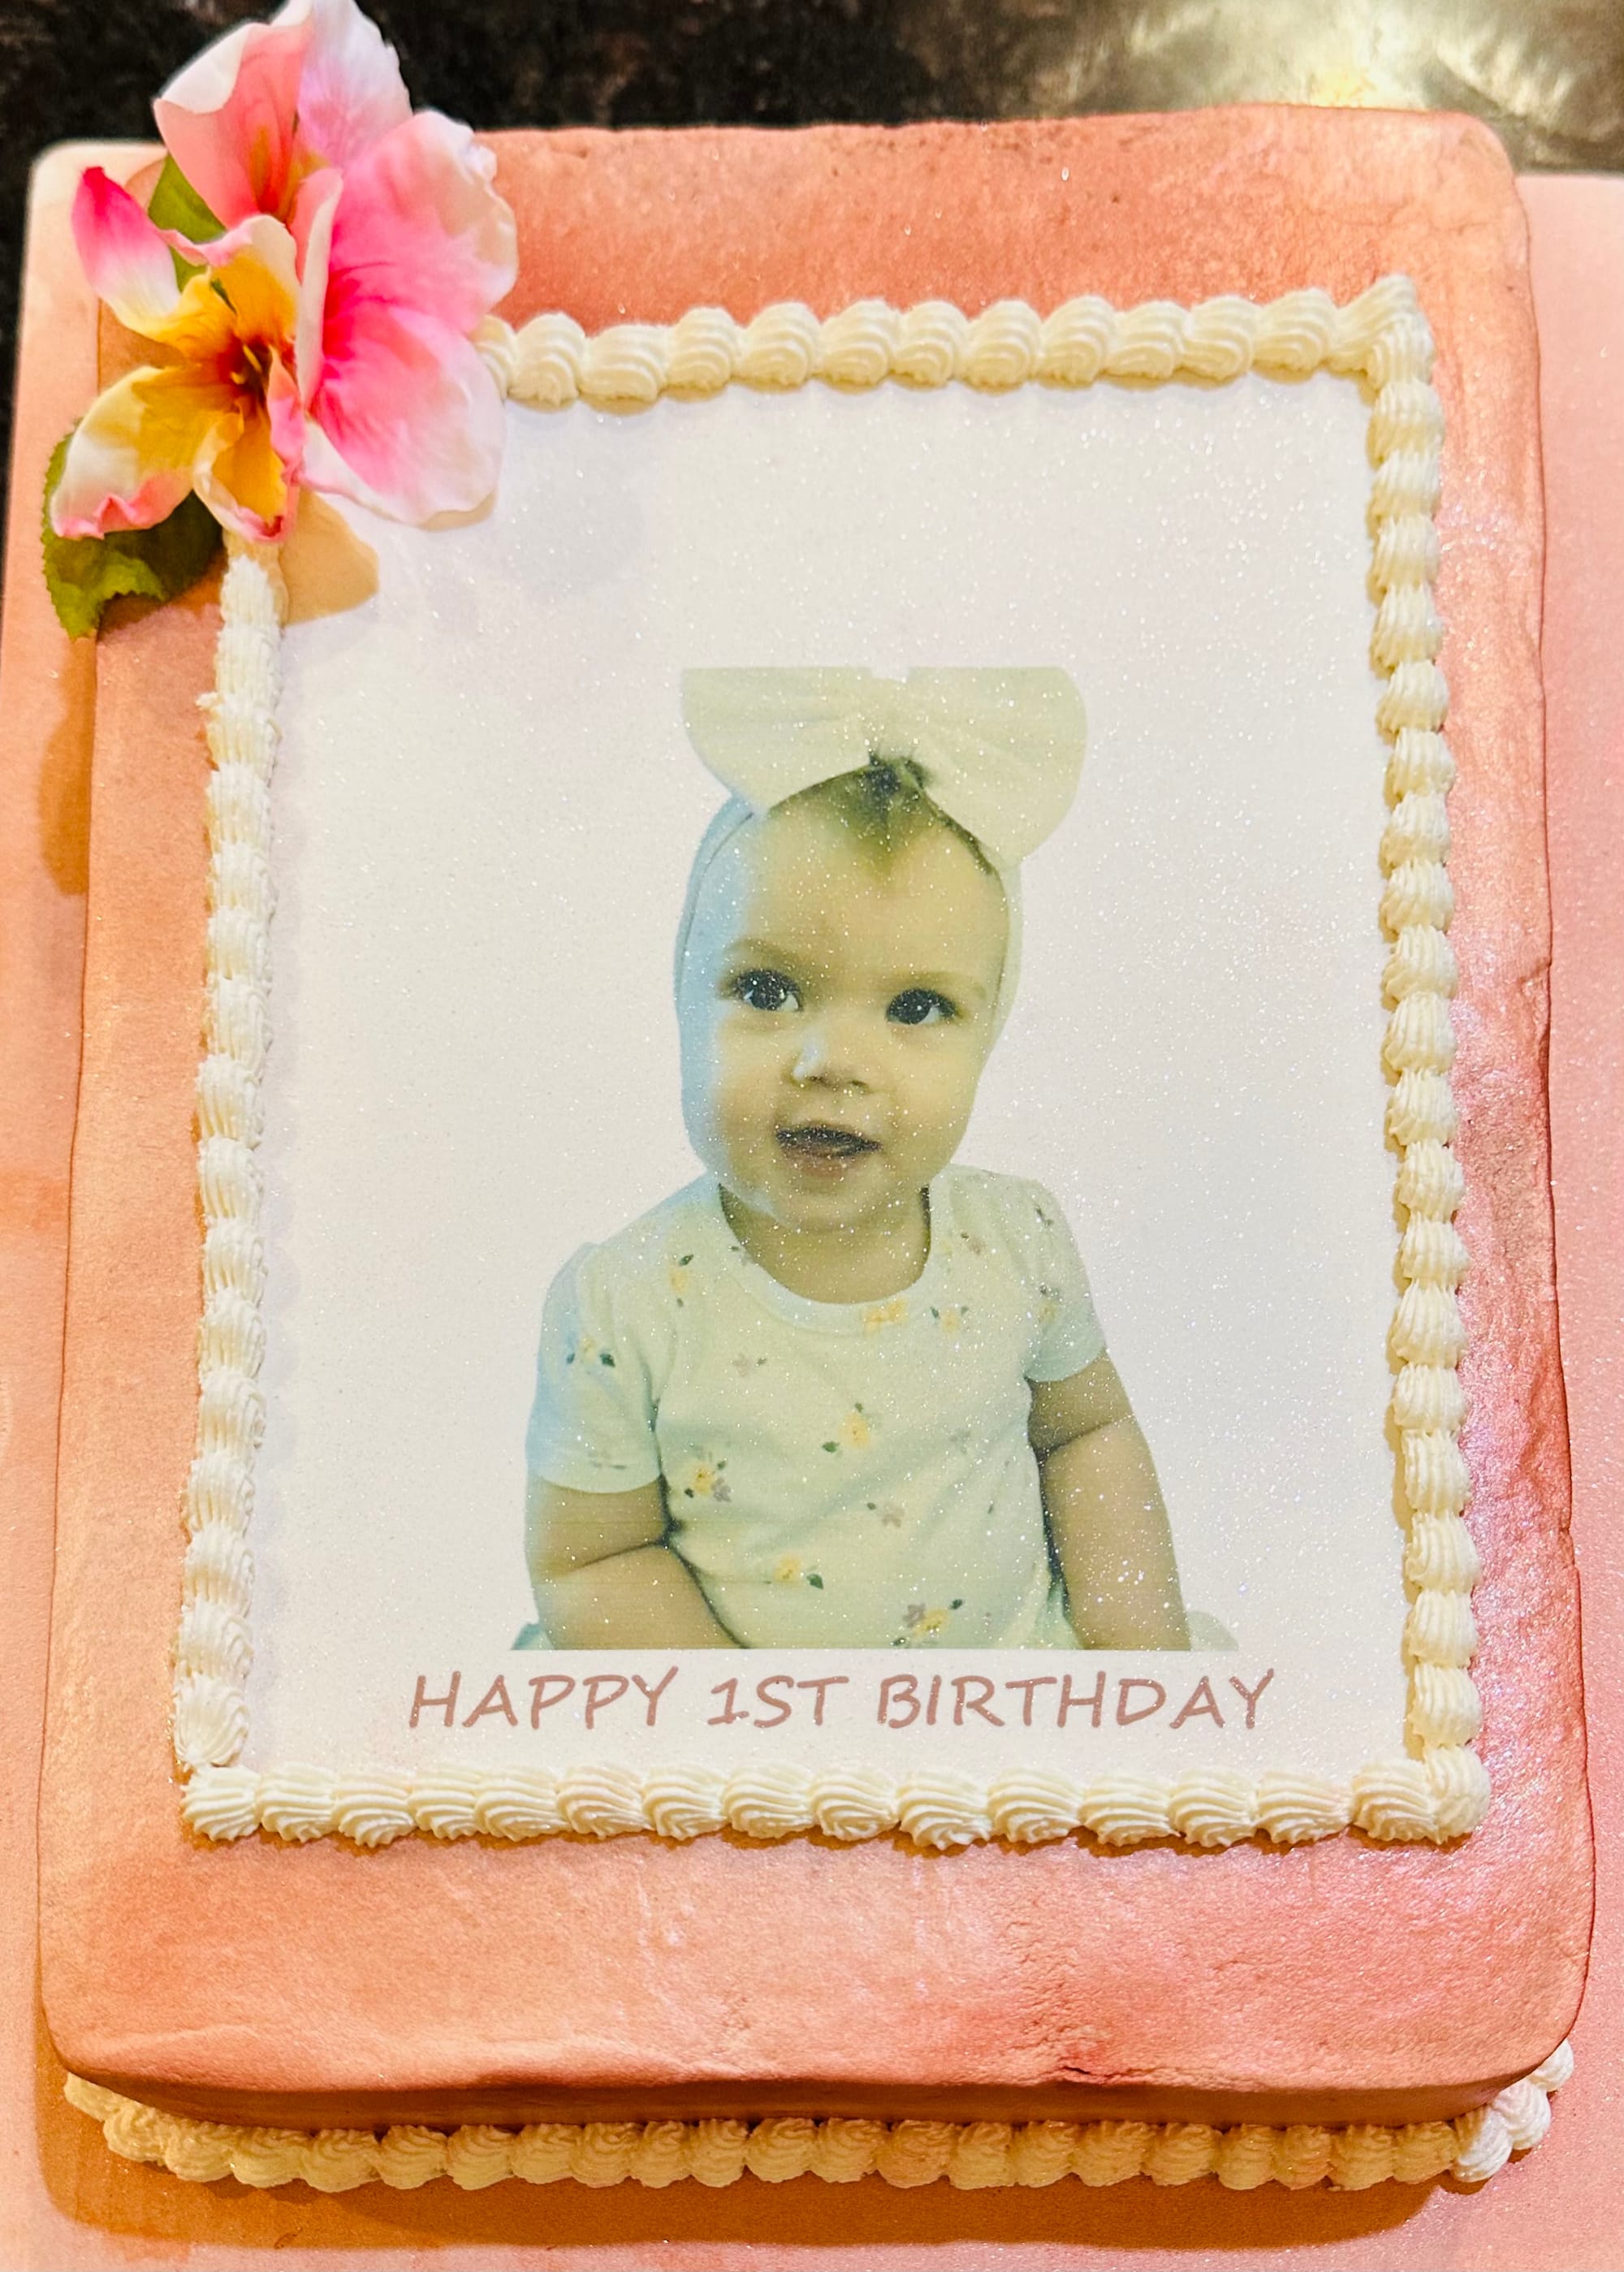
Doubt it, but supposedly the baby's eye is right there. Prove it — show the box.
[888,987,957,1027]
[732,968,801,1013]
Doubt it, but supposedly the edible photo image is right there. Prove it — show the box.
[520,667,1191,1652]
[252,366,1400,1771]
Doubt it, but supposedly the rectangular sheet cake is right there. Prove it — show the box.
[35,96,1592,2189]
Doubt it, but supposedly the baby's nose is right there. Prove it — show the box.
[793,1010,877,1087]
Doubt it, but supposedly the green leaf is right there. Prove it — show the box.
[148,158,222,287]
[147,155,222,243]
[42,432,222,639]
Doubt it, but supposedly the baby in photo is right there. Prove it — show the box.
[523,667,1189,1650]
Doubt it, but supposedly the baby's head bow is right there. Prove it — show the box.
[673,667,1086,1047]
[680,667,1086,869]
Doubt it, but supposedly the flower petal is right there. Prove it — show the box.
[194,361,300,542]
[285,158,342,270]
[296,0,411,169]
[50,365,233,537]
[71,169,179,339]
[266,353,308,489]
[292,171,342,405]
[210,220,301,345]
[149,221,299,369]
[326,110,516,338]
[304,303,505,521]
[147,266,246,365]
[153,205,289,275]
[153,2,312,227]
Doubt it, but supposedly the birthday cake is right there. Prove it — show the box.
[32,0,1590,2195]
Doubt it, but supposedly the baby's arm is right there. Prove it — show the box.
[527,1476,741,1648]
[1030,1354,1190,1648]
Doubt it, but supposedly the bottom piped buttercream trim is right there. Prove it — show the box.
[180,1753,1489,1849]
[66,2048,1570,2192]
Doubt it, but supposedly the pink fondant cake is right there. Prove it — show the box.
[28,0,1592,2199]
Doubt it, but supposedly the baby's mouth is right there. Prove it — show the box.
[776,1122,881,1161]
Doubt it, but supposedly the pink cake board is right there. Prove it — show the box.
[0,140,1618,2266]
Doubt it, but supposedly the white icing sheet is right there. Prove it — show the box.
[241,354,1415,1799]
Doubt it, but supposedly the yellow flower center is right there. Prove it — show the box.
[230,336,274,395]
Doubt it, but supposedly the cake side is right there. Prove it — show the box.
[40,108,1589,2132]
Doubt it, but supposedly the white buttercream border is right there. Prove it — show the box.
[67,2044,1570,2191]
[175,279,1485,1851]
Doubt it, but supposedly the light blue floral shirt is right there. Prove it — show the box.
[526,1166,1106,1648]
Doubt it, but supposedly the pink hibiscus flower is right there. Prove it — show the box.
[52,0,516,544]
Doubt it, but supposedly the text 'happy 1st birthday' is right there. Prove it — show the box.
[407,1665,1277,1736]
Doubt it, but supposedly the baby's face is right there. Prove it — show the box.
[679,801,1008,1242]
